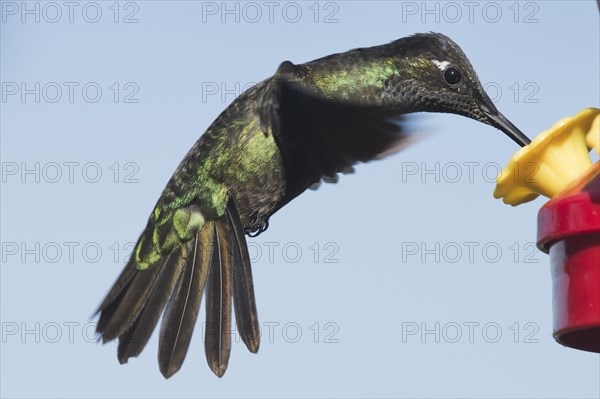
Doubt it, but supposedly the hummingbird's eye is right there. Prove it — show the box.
[443,67,462,86]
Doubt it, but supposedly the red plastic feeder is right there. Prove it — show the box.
[537,162,600,353]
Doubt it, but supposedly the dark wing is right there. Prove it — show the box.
[264,68,413,201]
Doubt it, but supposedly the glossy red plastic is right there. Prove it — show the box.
[537,162,600,353]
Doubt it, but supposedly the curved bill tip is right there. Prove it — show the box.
[484,110,532,147]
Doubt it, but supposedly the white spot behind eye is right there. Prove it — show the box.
[433,60,450,71]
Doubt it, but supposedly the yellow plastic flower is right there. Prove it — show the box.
[494,108,599,206]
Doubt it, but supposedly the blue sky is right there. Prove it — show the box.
[1,1,599,397]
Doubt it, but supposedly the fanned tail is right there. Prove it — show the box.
[95,197,260,378]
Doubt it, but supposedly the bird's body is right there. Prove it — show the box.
[96,33,530,378]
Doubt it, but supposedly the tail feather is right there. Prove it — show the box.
[98,257,165,342]
[158,224,214,378]
[95,256,138,315]
[117,247,186,364]
[226,199,260,353]
[95,278,133,336]
[204,219,233,377]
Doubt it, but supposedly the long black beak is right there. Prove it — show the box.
[482,108,531,147]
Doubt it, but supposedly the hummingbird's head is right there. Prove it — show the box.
[385,32,531,147]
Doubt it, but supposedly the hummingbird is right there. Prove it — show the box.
[95,32,531,378]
